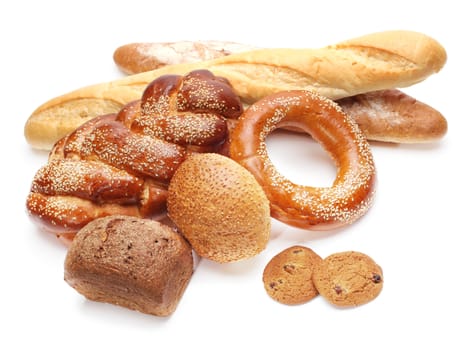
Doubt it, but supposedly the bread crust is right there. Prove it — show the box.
[64,215,194,316]
[338,89,447,143]
[230,90,376,231]
[113,40,255,74]
[24,30,447,150]
[26,70,242,236]
[167,153,270,263]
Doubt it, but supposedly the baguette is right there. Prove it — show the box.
[338,89,447,143]
[113,40,256,74]
[24,30,447,150]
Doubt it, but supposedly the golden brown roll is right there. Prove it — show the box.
[167,153,271,263]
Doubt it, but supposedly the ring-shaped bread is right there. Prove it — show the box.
[230,90,376,230]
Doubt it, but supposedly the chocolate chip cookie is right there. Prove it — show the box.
[263,245,323,305]
[312,251,383,307]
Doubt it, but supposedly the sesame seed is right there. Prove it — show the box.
[27,69,244,233]
[232,90,376,229]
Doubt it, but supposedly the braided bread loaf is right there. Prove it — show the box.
[26,70,243,237]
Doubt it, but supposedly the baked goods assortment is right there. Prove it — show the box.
[26,70,242,238]
[263,246,383,307]
[24,30,447,150]
[24,30,447,315]
[113,37,447,144]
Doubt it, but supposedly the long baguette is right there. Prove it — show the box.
[338,89,447,143]
[24,30,447,150]
[113,40,256,74]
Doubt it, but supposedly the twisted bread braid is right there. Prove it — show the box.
[26,70,243,236]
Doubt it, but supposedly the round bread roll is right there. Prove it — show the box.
[167,153,270,263]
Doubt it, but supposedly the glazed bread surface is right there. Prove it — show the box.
[26,70,242,236]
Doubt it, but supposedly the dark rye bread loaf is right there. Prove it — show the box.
[64,215,193,316]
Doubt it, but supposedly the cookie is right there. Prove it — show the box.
[312,251,383,307]
[263,245,323,305]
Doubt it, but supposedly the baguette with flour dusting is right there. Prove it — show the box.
[113,40,256,74]
[24,30,447,149]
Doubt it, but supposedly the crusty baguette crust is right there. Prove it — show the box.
[338,89,447,143]
[113,41,256,74]
[24,30,447,150]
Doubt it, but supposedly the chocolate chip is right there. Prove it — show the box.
[372,273,382,283]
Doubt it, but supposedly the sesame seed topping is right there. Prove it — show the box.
[27,69,244,234]
[231,90,376,229]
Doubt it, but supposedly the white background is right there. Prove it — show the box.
[1,1,471,349]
